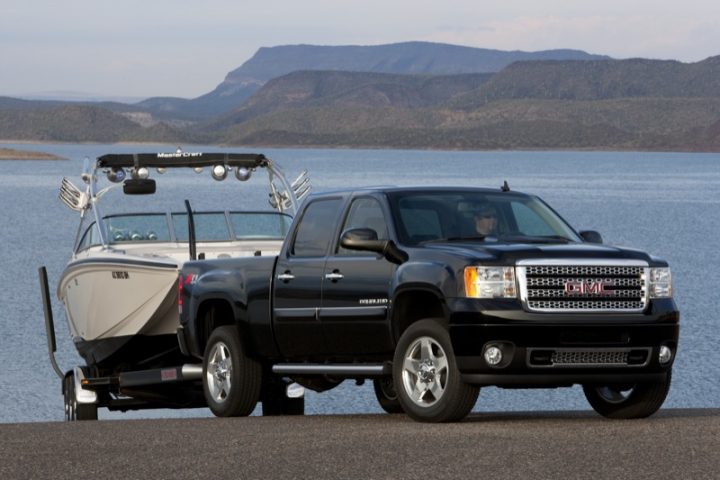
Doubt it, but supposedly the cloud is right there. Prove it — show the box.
[423,14,720,61]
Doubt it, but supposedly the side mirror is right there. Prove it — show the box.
[123,179,156,195]
[340,228,408,265]
[579,230,603,244]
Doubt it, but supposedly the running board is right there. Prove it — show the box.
[118,364,203,388]
[272,363,390,377]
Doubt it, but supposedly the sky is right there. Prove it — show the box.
[2,0,719,100]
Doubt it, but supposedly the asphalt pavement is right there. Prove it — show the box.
[1,409,718,479]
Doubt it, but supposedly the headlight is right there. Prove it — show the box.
[464,266,516,299]
[649,267,672,298]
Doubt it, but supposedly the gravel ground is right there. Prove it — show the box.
[1,409,718,480]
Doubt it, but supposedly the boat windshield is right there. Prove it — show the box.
[387,190,582,246]
[76,211,293,251]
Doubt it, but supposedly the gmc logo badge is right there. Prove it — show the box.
[564,280,614,295]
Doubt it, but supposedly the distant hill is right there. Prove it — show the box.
[0,104,190,143]
[142,42,608,120]
[213,57,720,151]
[447,56,720,108]
[205,70,493,130]
[226,42,609,83]
[2,43,720,151]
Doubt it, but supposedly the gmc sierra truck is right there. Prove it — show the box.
[177,186,679,422]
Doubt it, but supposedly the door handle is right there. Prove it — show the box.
[324,272,344,281]
[277,272,295,281]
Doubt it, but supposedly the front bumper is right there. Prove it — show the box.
[448,298,679,387]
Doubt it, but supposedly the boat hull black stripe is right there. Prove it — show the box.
[65,258,179,270]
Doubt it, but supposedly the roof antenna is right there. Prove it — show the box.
[501,180,510,192]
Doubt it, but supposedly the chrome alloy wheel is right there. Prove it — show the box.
[400,336,449,408]
[206,341,233,403]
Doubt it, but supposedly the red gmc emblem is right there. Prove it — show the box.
[564,280,614,295]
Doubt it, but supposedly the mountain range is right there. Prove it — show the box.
[1,41,719,151]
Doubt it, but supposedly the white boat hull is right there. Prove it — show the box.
[58,256,180,365]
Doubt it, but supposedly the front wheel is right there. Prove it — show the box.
[582,370,672,419]
[393,320,479,422]
[203,326,262,417]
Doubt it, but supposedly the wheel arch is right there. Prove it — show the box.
[195,296,251,356]
[391,285,449,341]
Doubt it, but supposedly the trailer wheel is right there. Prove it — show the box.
[373,377,403,414]
[63,373,98,421]
[393,319,479,422]
[582,370,672,419]
[203,326,262,417]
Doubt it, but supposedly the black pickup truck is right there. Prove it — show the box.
[178,186,679,422]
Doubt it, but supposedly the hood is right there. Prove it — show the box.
[421,241,656,264]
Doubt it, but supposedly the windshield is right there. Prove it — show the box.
[387,190,582,246]
[76,211,293,251]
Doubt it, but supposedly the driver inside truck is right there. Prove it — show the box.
[474,204,498,236]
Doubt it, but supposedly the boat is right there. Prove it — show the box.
[57,150,310,376]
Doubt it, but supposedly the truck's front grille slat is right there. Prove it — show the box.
[527,348,651,368]
[518,261,648,313]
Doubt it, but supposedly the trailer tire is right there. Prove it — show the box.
[63,373,98,421]
[203,326,262,417]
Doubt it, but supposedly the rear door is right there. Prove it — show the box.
[272,197,344,357]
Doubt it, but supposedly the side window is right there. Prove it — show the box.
[511,201,555,236]
[338,197,388,255]
[291,198,342,257]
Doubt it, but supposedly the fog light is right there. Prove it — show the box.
[484,346,503,366]
[659,345,673,364]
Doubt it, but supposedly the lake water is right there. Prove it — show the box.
[1,142,718,423]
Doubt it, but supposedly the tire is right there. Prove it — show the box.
[582,369,672,419]
[393,319,479,422]
[203,326,262,417]
[373,377,404,414]
[261,378,305,416]
[63,373,98,421]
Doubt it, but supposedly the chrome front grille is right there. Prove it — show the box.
[517,260,648,313]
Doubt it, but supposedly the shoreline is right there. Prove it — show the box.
[0,147,64,160]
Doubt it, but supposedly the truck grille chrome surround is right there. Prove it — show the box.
[516,259,649,313]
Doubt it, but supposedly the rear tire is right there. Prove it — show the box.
[582,370,672,419]
[393,319,479,422]
[203,326,262,417]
